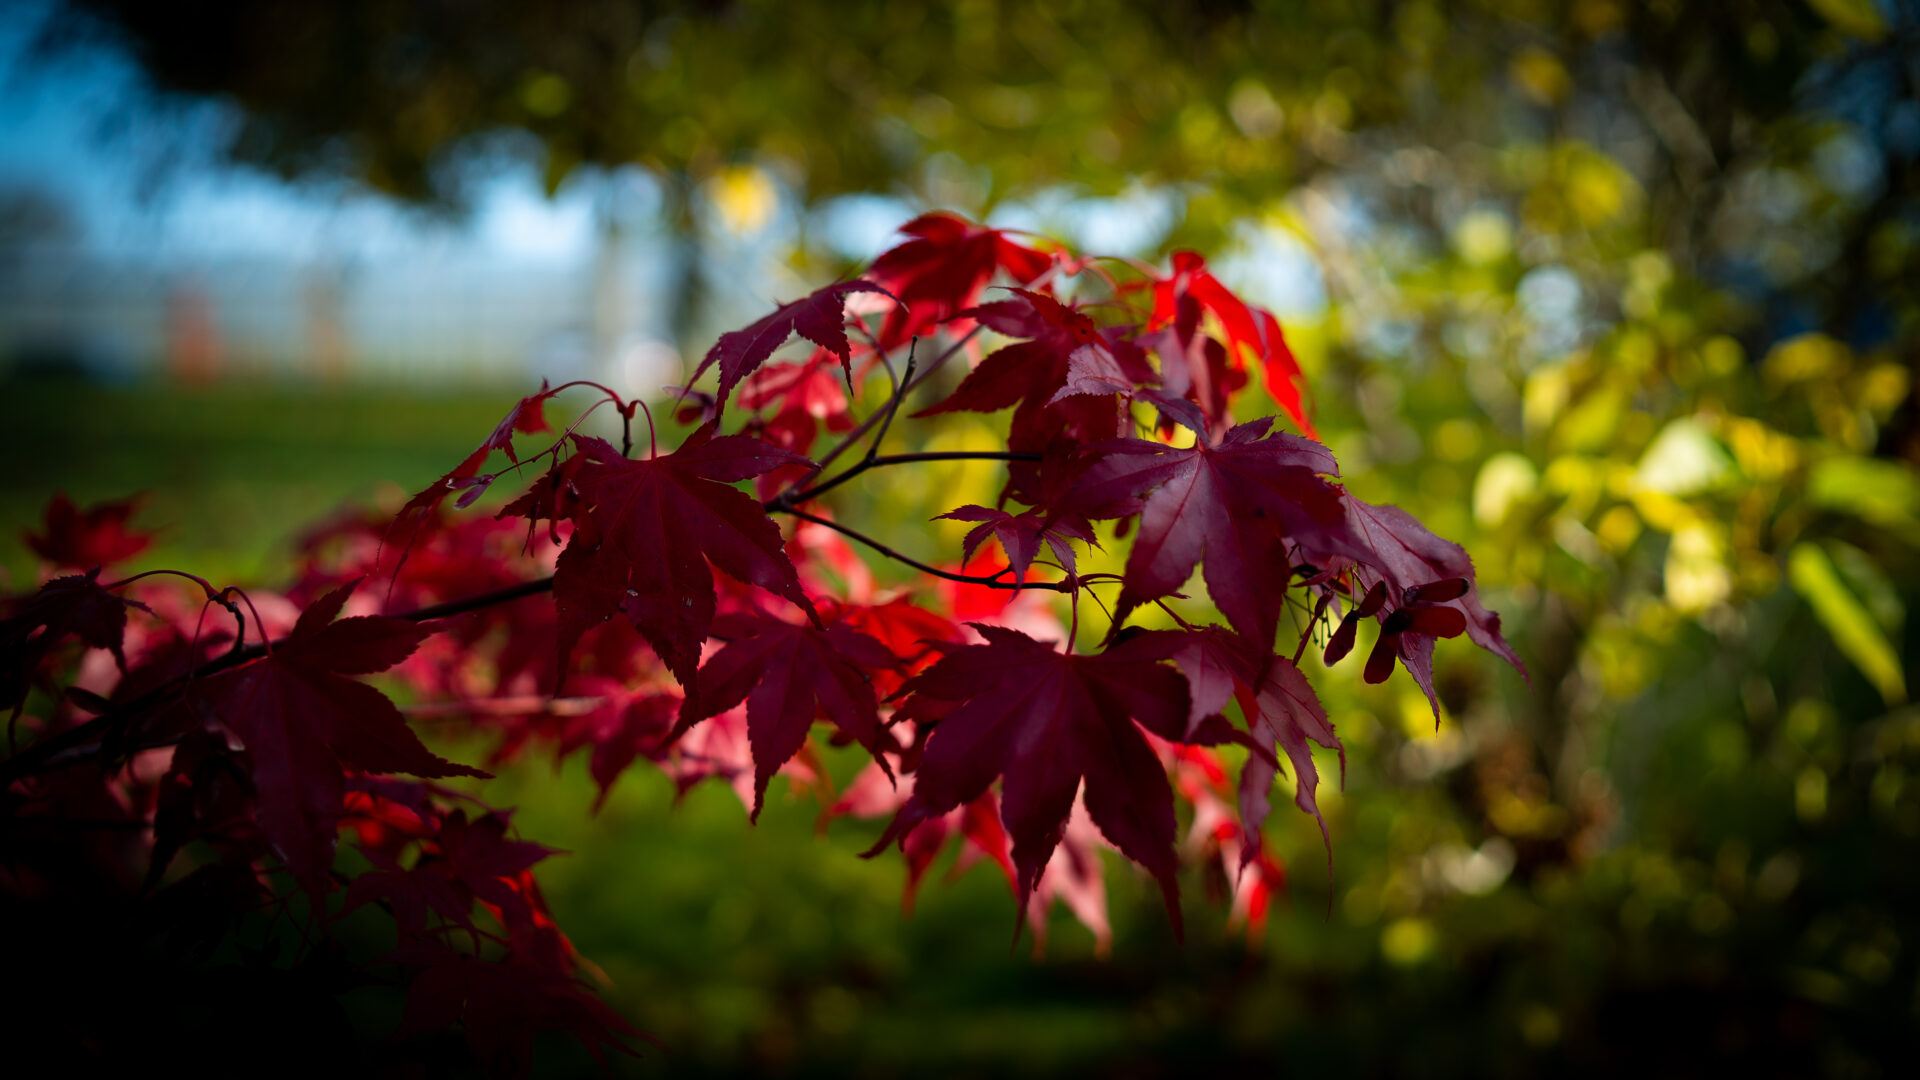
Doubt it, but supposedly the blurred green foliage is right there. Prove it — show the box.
[14,0,1920,1074]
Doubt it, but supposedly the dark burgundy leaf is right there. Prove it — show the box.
[0,569,149,715]
[190,581,485,892]
[557,426,819,703]
[871,625,1190,935]
[1235,655,1342,875]
[25,492,153,568]
[1064,418,1341,646]
[682,613,894,820]
[936,504,1095,585]
[691,279,893,412]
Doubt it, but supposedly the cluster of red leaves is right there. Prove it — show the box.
[0,505,637,1075]
[0,212,1522,1075]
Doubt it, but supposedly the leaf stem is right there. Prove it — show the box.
[810,325,982,476]
[634,399,658,459]
[776,508,1068,591]
[767,450,1039,510]
[101,568,219,599]
[865,339,917,462]
[223,587,274,656]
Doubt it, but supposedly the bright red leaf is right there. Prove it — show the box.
[1150,251,1314,438]
[868,213,1051,337]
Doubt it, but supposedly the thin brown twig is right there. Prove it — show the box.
[777,508,1066,591]
[809,325,982,476]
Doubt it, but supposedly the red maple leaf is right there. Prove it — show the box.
[1233,654,1342,877]
[824,596,962,696]
[1151,626,1339,877]
[736,353,856,455]
[1150,251,1314,438]
[1024,797,1116,956]
[0,569,149,716]
[690,279,892,413]
[345,809,555,937]
[870,625,1192,935]
[868,213,1051,337]
[822,754,1016,913]
[1280,493,1526,715]
[25,493,153,569]
[554,426,819,705]
[189,580,487,892]
[549,684,680,812]
[680,612,896,819]
[913,293,1141,487]
[937,504,1096,586]
[1139,314,1247,434]
[1006,286,1102,346]
[1066,416,1344,646]
[916,293,1147,422]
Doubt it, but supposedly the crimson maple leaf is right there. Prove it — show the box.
[690,280,892,413]
[0,568,148,716]
[554,427,819,705]
[25,492,153,568]
[1153,626,1340,876]
[937,504,1095,585]
[1233,654,1342,876]
[829,597,963,697]
[680,612,897,819]
[1139,311,1246,433]
[189,580,486,893]
[344,809,555,937]
[916,294,1146,418]
[545,683,679,812]
[913,294,1141,483]
[868,213,1051,337]
[1279,493,1525,716]
[1066,416,1344,647]
[1150,251,1314,438]
[824,759,1015,913]
[870,625,1192,935]
[736,353,856,455]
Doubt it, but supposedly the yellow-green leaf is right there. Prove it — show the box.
[1788,543,1906,705]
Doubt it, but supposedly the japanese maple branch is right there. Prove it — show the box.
[7,403,1032,785]
[0,576,559,787]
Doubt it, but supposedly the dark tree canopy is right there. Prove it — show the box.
[43,1,1920,347]
[40,2,1861,203]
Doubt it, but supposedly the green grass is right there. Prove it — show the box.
[0,374,535,585]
